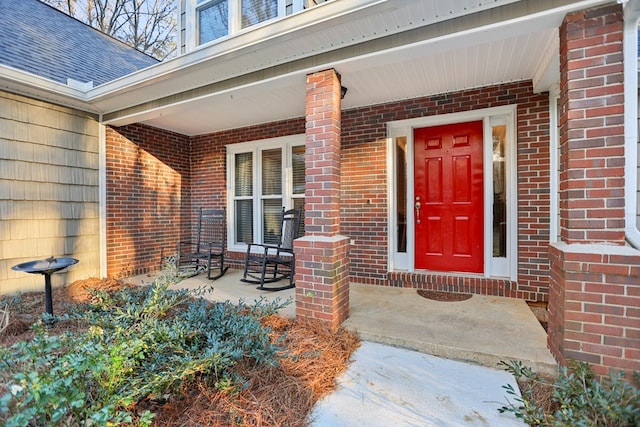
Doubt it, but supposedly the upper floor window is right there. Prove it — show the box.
[199,0,229,44]
[192,0,329,47]
[242,0,278,29]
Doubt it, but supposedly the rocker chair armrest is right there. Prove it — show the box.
[245,242,281,256]
[204,241,223,253]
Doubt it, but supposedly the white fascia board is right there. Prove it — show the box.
[0,64,99,113]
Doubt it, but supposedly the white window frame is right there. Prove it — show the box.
[386,105,518,281]
[187,0,294,48]
[226,134,305,252]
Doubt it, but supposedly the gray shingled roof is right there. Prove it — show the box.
[0,0,159,87]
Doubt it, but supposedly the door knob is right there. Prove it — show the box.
[415,197,421,224]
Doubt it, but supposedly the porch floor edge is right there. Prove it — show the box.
[343,282,558,375]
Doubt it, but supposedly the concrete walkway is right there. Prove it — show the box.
[309,341,526,426]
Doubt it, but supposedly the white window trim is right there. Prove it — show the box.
[226,134,305,253]
[387,105,518,281]
[186,0,303,50]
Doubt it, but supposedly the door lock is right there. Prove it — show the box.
[415,197,421,224]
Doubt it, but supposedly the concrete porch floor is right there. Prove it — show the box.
[127,268,557,374]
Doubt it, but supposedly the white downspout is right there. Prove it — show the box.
[623,0,640,248]
[98,116,107,278]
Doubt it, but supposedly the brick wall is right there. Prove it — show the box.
[106,124,191,277]
[549,243,640,376]
[547,245,566,362]
[107,81,550,301]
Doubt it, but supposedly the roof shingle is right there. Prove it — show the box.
[0,0,159,87]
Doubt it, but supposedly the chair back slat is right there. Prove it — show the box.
[197,209,226,253]
[174,207,228,280]
[279,208,301,251]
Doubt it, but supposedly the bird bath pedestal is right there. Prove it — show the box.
[11,257,79,318]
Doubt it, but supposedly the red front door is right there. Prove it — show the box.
[414,121,484,273]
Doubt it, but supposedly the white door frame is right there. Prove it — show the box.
[386,105,517,280]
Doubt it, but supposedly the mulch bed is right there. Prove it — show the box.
[0,278,360,426]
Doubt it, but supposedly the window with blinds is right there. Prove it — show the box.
[234,152,253,243]
[241,0,277,29]
[262,148,283,245]
[292,145,306,237]
[227,136,305,248]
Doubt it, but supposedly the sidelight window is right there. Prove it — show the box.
[492,124,506,258]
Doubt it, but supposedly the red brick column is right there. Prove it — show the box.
[295,69,350,329]
[558,4,625,245]
[549,4,640,377]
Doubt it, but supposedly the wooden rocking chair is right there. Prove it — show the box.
[241,207,302,291]
[176,208,229,280]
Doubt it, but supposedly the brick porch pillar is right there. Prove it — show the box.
[294,69,350,330]
[549,4,640,376]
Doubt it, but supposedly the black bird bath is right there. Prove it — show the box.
[12,257,79,318]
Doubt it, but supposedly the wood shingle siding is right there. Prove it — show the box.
[0,91,100,295]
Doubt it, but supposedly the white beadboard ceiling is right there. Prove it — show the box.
[15,0,614,136]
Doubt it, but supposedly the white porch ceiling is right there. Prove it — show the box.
[125,27,559,136]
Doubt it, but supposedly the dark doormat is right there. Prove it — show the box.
[417,289,472,302]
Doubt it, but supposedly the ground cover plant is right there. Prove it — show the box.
[0,273,359,426]
[499,360,640,427]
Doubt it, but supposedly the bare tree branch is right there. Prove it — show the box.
[41,0,177,60]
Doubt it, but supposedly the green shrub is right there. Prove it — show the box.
[0,272,289,426]
[499,360,640,427]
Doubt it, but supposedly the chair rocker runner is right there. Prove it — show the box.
[242,207,301,291]
[177,208,229,280]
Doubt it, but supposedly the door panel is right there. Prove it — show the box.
[414,121,484,273]
[425,216,443,255]
[426,157,443,203]
[452,155,471,202]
